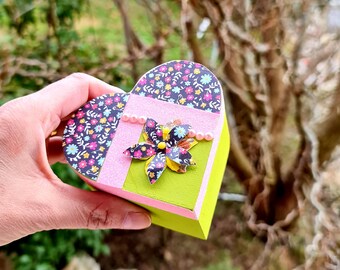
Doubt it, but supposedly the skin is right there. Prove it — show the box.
[0,73,151,246]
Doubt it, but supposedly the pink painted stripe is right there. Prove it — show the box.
[193,92,225,217]
[97,117,142,187]
[124,94,220,133]
[84,178,197,220]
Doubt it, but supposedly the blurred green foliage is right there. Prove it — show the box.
[1,164,110,270]
[4,228,109,270]
[0,1,114,268]
[0,0,134,103]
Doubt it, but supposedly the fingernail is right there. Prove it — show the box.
[123,212,151,229]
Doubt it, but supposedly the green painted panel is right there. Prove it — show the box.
[138,203,206,239]
[123,135,213,210]
[199,115,230,238]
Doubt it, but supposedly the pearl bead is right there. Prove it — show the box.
[205,132,214,141]
[196,132,204,140]
[130,115,137,123]
[138,116,147,124]
[188,129,196,138]
[122,114,130,122]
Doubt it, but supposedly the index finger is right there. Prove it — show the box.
[35,73,125,136]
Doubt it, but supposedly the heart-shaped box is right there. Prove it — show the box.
[63,60,229,239]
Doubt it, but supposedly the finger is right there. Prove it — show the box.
[46,136,66,165]
[50,119,67,137]
[34,73,125,137]
[44,182,151,231]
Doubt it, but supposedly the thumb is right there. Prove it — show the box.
[44,181,151,231]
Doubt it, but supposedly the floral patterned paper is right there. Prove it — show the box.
[63,93,129,180]
[124,118,197,184]
[132,60,221,113]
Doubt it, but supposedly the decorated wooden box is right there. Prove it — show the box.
[63,60,230,239]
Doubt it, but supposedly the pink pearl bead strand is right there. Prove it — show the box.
[204,132,214,141]
[196,132,204,141]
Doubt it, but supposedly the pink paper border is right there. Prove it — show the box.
[84,178,197,219]
[97,94,222,218]
[97,116,142,187]
[194,93,225,217]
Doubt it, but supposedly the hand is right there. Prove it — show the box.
[0,73,151,246]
